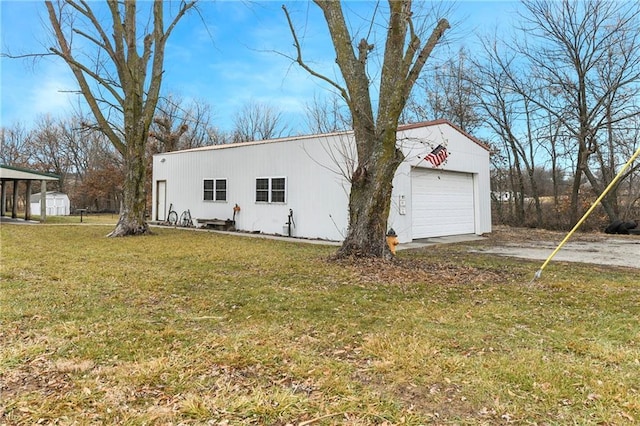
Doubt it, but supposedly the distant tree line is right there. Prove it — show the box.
[2,0,638,234]
[1,95,296,215]
[404,0,640,231]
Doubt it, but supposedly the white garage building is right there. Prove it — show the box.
[152,120,491,243]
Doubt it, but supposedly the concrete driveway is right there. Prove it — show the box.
[0,217,39,225]
[473,237,640,269]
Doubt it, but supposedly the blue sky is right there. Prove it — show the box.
[0,1,519,133]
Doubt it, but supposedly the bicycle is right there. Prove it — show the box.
[179,209,193,227]
[166,203,178,226]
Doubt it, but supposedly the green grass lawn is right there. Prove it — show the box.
[1,224,638,425]
[28,213,120,225]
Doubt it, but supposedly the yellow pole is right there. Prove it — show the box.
[532,144,640,282]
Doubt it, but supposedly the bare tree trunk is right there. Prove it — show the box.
[338,134,403,258]
[45,0,195,237]
[284,1,449,258]
[569,154,584,226]
[512,161,526,225]
[108,134,149,236]
[582,164,618,221]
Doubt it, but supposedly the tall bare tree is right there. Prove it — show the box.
[45,0,195,236]
[471,40,548,227]
[231,99,290,142]
[57,113,122,212]
[0,123,34,166]
[304,93,351,134]
[30,115,69,192]
[284,1,449,258]
[149,94,218,152]
[409,47,483,134]
[511,0,640,225]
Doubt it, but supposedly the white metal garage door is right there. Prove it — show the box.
[411,168,475,238]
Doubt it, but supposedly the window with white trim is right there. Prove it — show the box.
[255,177,286,203]
[204,179,227,201]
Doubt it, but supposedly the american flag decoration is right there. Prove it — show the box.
[425,144,448,167]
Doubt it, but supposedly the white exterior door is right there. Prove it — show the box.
[156,180,167,221]
[411,168,475,238]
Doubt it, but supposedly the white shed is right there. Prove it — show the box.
[30,191,71,216]
[152,120,491,243]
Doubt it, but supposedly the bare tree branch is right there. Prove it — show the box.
[281,4,350,105]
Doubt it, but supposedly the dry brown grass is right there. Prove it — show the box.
[485,224,638,243]
[1,224,639,425]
